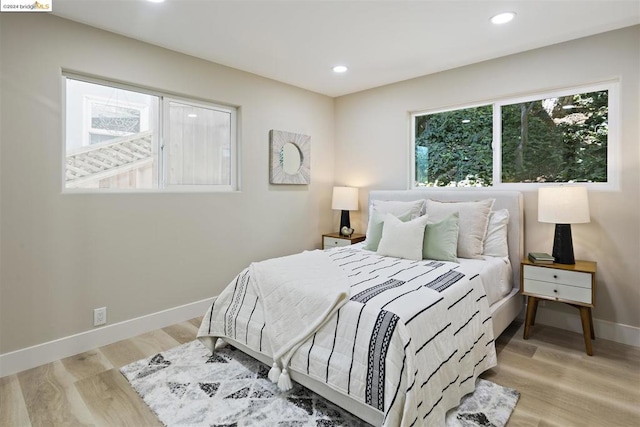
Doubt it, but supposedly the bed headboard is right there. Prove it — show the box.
[368,189,524,290]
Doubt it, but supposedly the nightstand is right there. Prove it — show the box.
[521,259,597,355]
[322,233,366,249]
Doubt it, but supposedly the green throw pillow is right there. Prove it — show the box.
[364,209,413,251]
[422,212,459,262]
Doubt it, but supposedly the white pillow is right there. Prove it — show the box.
[483,209,509,257]
[377,213,429,260]
[371,199,425,219]
[425,198,495,259]
[363,208,413,251]
[364,199,426,246]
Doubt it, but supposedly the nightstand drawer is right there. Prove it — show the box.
[523,279,592,304]
[523,265,591,289]
[323,236,351,248]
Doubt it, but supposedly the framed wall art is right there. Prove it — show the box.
[269,129,310,184]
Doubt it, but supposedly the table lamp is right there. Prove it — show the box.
[332,186,359,236]
[538,186,590,264]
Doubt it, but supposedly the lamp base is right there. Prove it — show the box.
[339,210,351,233]
[552,224,575,265]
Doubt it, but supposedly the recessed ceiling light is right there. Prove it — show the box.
[332,65,348,73]
[147,0,165,3]
[187,113,198,118]
[490,12,516,25]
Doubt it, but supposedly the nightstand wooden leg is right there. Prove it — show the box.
[589,308,595,340]
[530,297,540,326]
[579,307,594,356]
[523,296,538,340]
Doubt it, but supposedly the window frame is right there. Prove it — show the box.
[62,72,239,193]
[410,80,619,191]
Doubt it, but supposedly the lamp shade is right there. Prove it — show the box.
[538,186,590,224]
[332,186,359,211]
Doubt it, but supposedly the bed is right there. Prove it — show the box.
[197,189,524,426]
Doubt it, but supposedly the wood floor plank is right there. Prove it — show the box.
[484,349,640,426]
[526,324,640,368]
[17,361,94,426]
[496,336,538,358]
[130,329,181,359]
[100,338,148,369]
[188,316,203,329]
[162,320,199,344]
[75,368,162,427]
[0,374,32,427]
[487,320,640,426]
[61,349,113,382]
[533,346,640,401]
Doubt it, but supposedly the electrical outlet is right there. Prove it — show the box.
[93,307,107,326]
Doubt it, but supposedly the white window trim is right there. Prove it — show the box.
[62,72,239,193]
[410,80,620,191]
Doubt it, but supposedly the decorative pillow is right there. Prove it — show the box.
[422,213,459,262]
[363,209,413,251]
[371,199,425,219]
[377,213,429,260]
[425,198,495,259]
[364,199,426,248]
[483,209,510,257]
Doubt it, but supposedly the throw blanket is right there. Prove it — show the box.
[250,251,350,389]
[200,250,349,390]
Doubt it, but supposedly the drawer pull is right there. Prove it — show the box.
[553,289,558,293]
[553,275,558,279]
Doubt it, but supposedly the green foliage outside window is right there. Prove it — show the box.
[415,105,493,186]
[414,89,608,186]
[501,91,608,183]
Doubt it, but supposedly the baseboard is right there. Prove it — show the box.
[519,303,640,348]
[0,297,215,378]
[3,299,635,378]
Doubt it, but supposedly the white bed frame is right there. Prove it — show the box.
[225,189,524,425]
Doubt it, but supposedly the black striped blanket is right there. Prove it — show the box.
[197,246,497,426]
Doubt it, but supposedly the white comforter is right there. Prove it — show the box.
[198,246,497,426]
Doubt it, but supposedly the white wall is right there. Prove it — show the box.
[335,26,640,333]
[0,14,335,354]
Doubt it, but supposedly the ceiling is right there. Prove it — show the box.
[53,0,640,97]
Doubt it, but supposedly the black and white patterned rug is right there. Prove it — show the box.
[121,340,519,426]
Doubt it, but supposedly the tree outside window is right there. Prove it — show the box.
[413,86,610,187]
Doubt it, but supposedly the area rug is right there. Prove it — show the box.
[121,340,519,426]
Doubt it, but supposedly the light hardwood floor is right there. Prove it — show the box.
[1,318,639,426]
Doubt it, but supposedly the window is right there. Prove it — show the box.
[164,100,233,187]
[414,104,493,187]
[64,75,237,191]
[411,82,616,188]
